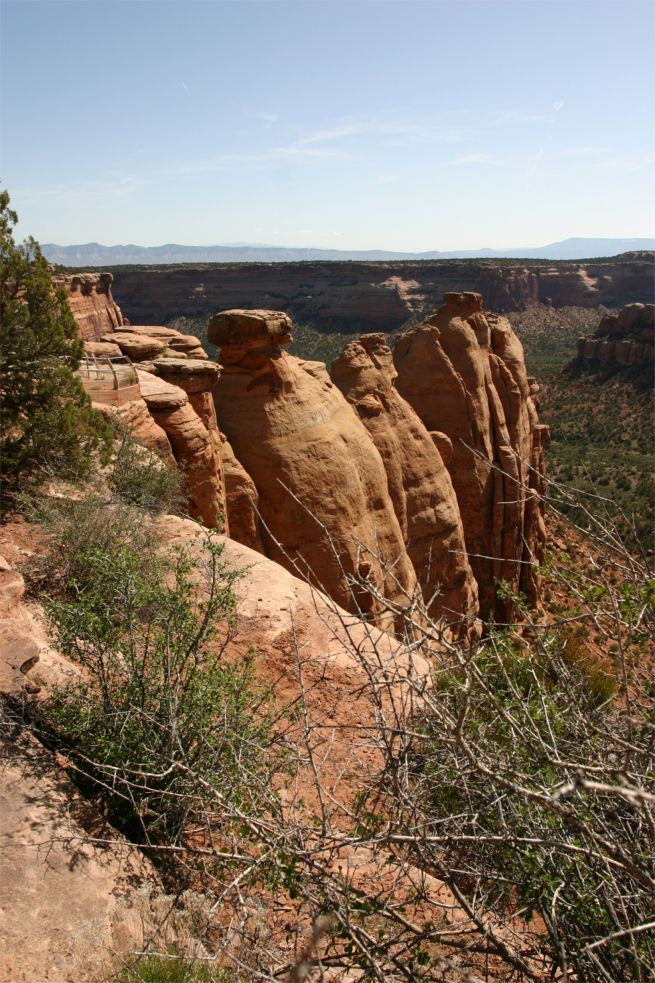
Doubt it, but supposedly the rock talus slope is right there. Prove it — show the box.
[209,309,419,627]
[331,333,478,630]
[394,292,548,618]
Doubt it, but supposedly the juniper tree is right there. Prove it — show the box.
[0,190,111,501]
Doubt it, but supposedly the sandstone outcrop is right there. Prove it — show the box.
[55,272,125,340]
[394,293,548,618]
[331,334,478,630]
[576,302,654,368]
[0,545,212,983]
[209,309,419,627]
[59,288,228,532]
[136,365,227,530]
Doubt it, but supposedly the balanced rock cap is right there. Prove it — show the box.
[443,291,484,308]
[207,309,293,348]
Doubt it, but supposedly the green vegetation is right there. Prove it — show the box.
[0,191,111,503]
[119,951,232,983]
[511,305,654,551]
[32,492,276,858]
[412,622,654,980]
[110,426,186,514]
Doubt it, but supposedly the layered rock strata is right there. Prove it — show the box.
[209,309,419,627]
[54,272,125,340]
[394,293,548,619]
[111,254,655,334]
[576,302,654,367]
[331,333,478,630]
[61,283,228,531]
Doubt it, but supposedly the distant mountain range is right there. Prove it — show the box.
[42,237,655,267]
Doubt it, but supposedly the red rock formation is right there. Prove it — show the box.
[136,365,227,530]
[58,288,229,532]
[55,272,125,340]
[331,333,478,631]
[209,309,419,627]
[219,434,264,552]
[394,293,548,618]
[577,302,654,370]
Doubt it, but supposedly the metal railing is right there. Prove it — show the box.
[78,353,138,391]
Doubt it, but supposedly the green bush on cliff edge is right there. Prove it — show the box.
[0,190,111,502]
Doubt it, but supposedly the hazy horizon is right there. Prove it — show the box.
[2,0,654,250]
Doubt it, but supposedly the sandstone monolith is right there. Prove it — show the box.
[209,309,418,627]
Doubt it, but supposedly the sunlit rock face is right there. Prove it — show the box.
[331,333,478,633]
[54,272,125,340]
[209,309,419,629]
[394,293,548,619]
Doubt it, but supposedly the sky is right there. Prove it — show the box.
[1,0,654,251]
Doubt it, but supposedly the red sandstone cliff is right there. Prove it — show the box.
[53,272,125,340]
[62,273,548,627]
[60,276,228,530]
[394,293,548,619]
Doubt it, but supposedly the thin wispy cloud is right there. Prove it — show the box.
[181,81,191,95]
[529,149,545,175]
[252,111,279,128]
[550,146,606,159]
[293,116,469,150]
[14,175,144,205]
[454,152,494,164]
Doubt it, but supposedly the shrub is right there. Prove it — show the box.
[34,495,277,855]
[119,951,232,982]
[403,624,654,980]
[0,190,111,501]
[109,426,186,514]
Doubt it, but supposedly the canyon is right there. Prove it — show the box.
[106,253,655,336]
[61,273,548,627]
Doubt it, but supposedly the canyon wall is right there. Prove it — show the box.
[331,333,478,630]
[59,275,228,530]
[110,254,655,335]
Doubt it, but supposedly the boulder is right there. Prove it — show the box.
[83,340,122,358]
[331,333,478,631]
[103,332,167,361]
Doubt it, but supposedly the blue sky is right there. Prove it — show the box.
[2,0,654,250]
